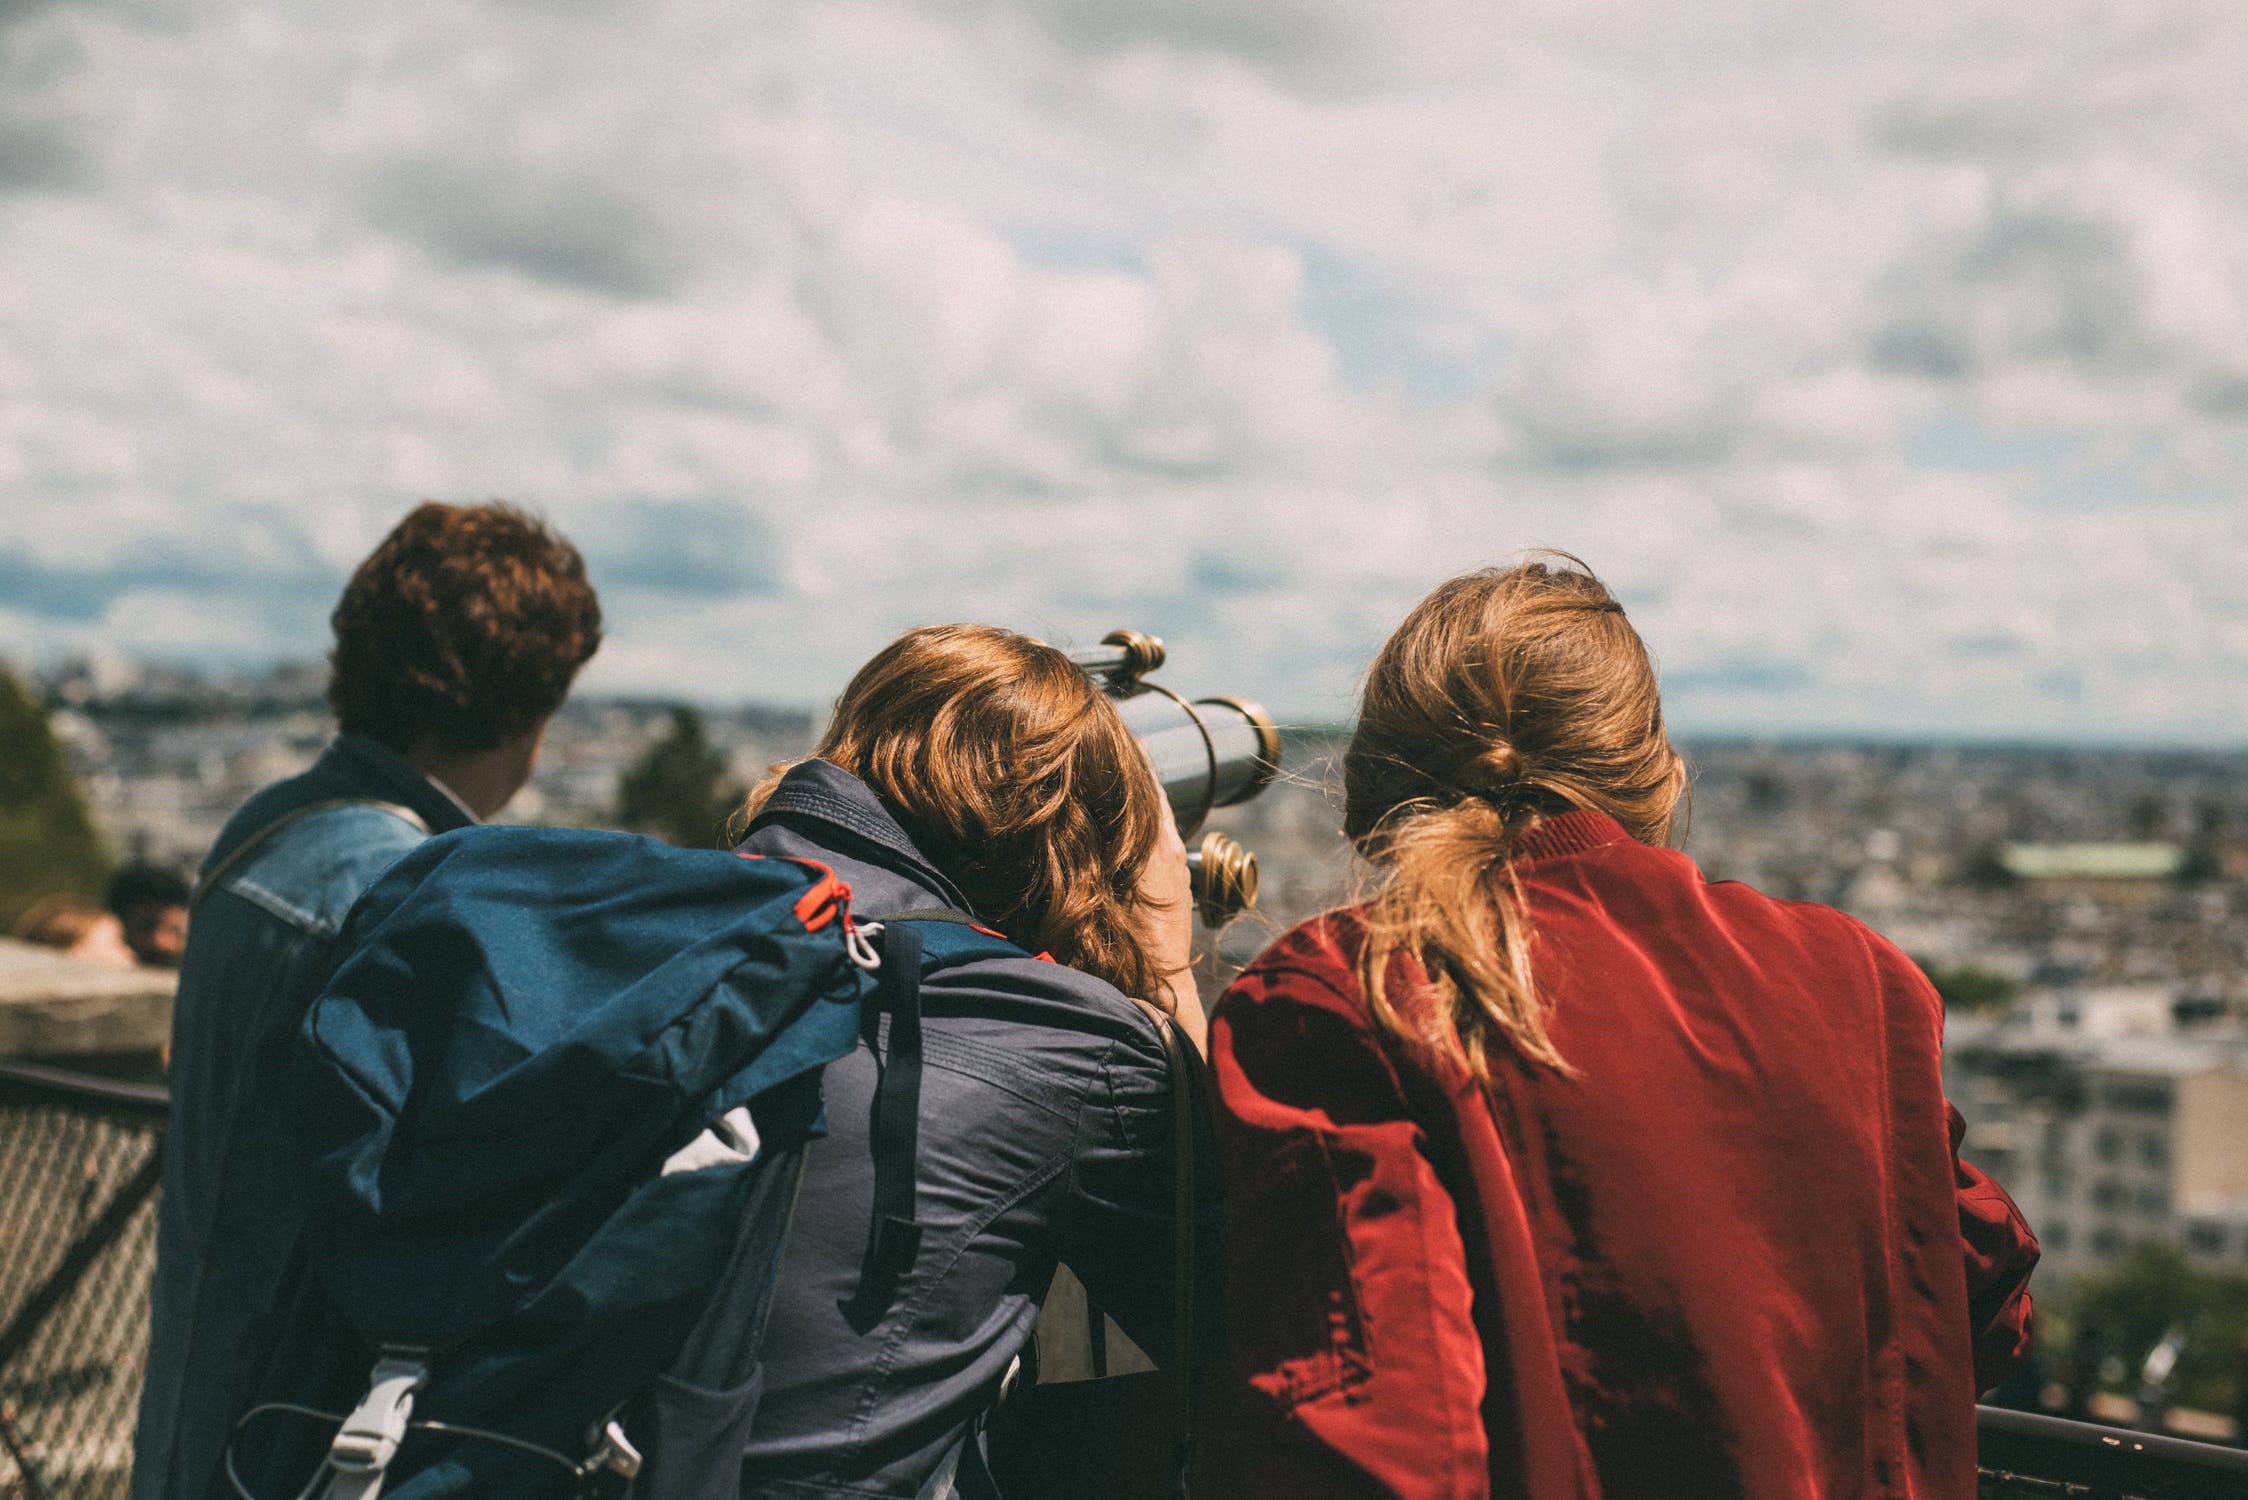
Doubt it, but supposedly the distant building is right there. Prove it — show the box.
[1946,1000,2248,1285]
[2000,842,2186,905]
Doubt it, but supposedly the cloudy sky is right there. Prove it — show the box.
[2,0,2244,742]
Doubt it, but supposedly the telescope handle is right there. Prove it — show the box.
[1064,630,1166,685]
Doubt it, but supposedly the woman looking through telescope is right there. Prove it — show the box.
[721,622,1224,1497]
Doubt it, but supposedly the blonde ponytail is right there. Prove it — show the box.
[1345,555,1684,1082]
[1357,796,1567,1077]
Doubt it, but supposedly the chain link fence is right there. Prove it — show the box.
[0,1062,166,1500]
[6,1054,2248,1500]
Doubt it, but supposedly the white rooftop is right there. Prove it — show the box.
[2000,842,2185,881]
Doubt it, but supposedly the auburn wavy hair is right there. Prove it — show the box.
[740,624,1174,1005]
[1344,554,1686,1080]
[328,501,603,753]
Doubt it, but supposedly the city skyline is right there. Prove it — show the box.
[25,648,2248,753]
[2,1,2246,743]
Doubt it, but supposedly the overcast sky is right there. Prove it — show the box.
[2,0,2244,742]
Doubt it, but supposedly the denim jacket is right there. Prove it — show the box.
[735,761,1226,1499]
[132,735,475,1500]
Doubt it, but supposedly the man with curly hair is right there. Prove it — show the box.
[133,502,602,1500]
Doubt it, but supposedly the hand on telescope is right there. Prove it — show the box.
[1139,786,1207,1057]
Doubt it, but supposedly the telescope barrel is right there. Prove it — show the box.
[1109,689,1280,837]
[1198,698,1282,811]
[1064,628,1281,926]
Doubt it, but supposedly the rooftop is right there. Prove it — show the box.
[2001,841,2186,882]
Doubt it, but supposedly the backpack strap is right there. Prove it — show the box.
[317,1348,429,1500]
[1128,996,1198,1488]
[869,919,928,1270]
[876,906,986,930]
[861,910,1026,1277]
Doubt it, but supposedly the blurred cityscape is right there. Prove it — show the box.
[32,655,2248,1316]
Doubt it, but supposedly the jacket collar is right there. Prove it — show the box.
[745,759,980,915]
[1512,807,1632,863]
[325,733,481,835]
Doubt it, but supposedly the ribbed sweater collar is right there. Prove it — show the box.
[1512,807,1632,863]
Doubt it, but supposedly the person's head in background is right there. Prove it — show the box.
[741,623,1177,1006]
[14,893,139,969]
[328,501,604,819]
[103,865,193,968]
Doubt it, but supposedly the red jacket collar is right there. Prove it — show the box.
[1512,806,1632,863]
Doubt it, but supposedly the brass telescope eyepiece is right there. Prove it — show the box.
[1066,630,1281,927]
[1189,830,1259,929]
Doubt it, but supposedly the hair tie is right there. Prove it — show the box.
[1475,741,1523,782]
[1463,784,1532,814]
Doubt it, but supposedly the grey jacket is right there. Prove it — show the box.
[734,760,1224,1498]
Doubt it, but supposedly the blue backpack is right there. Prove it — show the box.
[219,824,1015,1500]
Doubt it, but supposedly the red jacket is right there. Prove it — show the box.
[1210,810,2037,1499]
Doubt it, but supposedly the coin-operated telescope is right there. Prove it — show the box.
[1065,630,1280,927]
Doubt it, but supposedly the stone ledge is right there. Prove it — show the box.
[0,937,174,1058]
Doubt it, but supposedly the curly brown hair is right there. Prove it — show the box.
[328,501,603,752]
[740,624,1174,1006]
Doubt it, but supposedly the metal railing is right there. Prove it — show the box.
[0,1062,168,1500]
[1977,1405,2248,1498]
[6,1058,2248,1499]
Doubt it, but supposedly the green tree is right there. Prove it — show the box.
[2065,1242,2248,1414]
[1921,961,2020,1014]
[1951,841,2018,888]
[2128,792,2169,841]
[0,665,112,927]
[2179,799,2227,884]
[614,707,746,849]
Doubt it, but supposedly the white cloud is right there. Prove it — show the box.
[0,0,2244,741]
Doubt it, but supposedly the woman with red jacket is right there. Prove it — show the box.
[1210,557,2038,1499]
